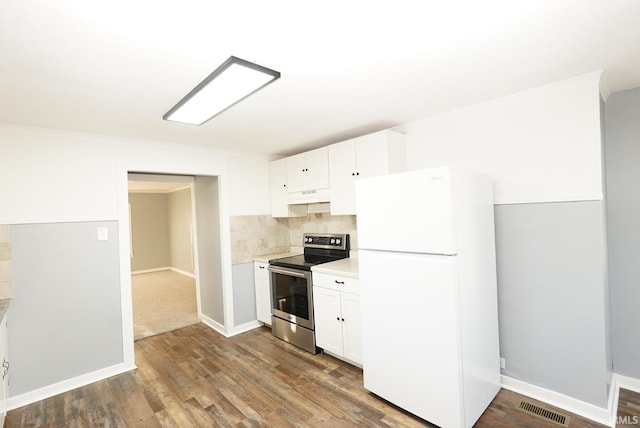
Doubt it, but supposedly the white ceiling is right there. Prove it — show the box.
[2,1,639,157]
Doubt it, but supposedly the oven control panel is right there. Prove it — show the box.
[303,233,349,251]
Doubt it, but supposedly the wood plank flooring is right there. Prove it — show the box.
[6,323,640,427]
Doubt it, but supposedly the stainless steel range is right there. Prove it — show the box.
[268,233,350,354]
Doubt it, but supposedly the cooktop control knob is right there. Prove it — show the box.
[335,238,341,245]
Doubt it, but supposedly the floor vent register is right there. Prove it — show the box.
[518,400,571,427]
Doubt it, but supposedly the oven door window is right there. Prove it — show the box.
[271,270,312,324]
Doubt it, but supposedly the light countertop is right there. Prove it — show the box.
[312,257,359,279]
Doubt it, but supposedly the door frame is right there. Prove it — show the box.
[116,159,234,368]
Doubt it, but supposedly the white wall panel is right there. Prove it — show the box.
[0,124,272,223]
[226,155,271,215]
[402,72,603,204]
[0,127,119,223]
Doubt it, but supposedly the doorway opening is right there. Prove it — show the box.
[119,169,227,367]
[128,173,199,340]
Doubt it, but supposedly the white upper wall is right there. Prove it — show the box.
[226,155,271,216]
[0,124,272,224]
[401,72,604,205]
[0,70,606,223]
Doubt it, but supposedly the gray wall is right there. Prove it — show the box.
[232,262,257,326]
[194,176,224,325]
[495,201,610,407]
[9,221,123,395]
[232,262,256,326]
[168,188,193,274]
[604,87,640,379]
[129,193,170,271]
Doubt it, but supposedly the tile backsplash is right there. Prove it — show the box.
[229,213,358,264]
[0,225,13,299]
[229,216,290,264]
[288,213,358,251]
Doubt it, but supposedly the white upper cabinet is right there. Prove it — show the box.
[286,147,329,193]
[329,130,406,215]
[268,129,404,217]
[269,159,306,218]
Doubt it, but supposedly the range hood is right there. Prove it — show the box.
[287,188,330,205]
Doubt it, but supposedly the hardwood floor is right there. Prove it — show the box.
[6,323,639,427]
[617,388,640,427]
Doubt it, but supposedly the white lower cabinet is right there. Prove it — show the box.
[0,309,8,428]
[313,273,362,366]
[253,262,271,324]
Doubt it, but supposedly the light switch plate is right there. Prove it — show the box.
[97,227,109,241]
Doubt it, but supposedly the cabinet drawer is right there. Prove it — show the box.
[313,272,359,294]
[254,262,269,279]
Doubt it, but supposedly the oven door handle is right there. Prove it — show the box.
[268,266,308,278]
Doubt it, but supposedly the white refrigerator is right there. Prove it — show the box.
[355,166,500,428]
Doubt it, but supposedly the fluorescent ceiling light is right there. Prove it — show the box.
[163,56,280,125]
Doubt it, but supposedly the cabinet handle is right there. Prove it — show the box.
[336,317,340,321]
[2,359,8,379]
[283,184,286,187]
[341,318,345,322]
[335,280,345,285]
[356,172,360,176]
[351,172,355,176]
[259,266,265,269]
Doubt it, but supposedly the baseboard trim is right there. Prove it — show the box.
[7,362,136,412]
[131,267,195,278]
[616,374,640,394]
[500,375,613,426]
[200,314,228,337]
[169,267,195,278]
[199,316,262,338]
[229,320,262,336]
[131,267,171,275]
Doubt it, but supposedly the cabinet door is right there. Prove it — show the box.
[0,313,7,426]
[285,153,307,193]
[329,138,358,215]
[330,130,403,216]
[270,159,306,218]
[313,286,343,356]
[304,147,329,191]
[270,159,290,217]
[254,262,271,324]
[341,292,363,365]
[355,132,390,179]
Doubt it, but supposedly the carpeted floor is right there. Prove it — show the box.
[131,270,200,340]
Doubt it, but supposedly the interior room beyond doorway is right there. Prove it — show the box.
[128,173,199,340]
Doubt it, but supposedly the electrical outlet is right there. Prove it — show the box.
[97,227,109,241]
[500,357,506,370]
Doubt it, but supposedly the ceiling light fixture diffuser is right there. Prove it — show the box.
[163,56,281,126]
